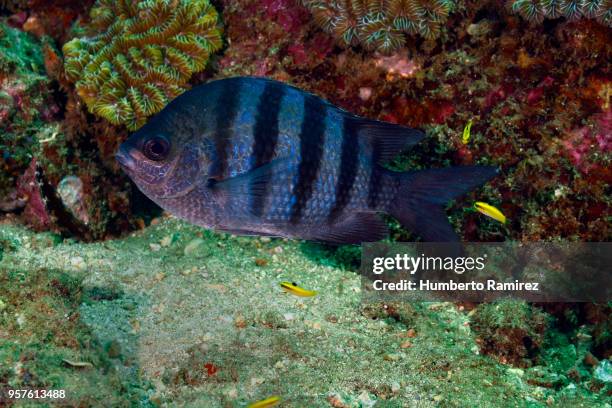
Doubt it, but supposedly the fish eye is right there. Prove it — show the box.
[143,136,170,161]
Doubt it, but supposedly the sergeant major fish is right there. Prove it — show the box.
[116,77,498,244]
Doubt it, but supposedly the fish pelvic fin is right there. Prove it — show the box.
[387,166,499,242]
[347,116,425,164]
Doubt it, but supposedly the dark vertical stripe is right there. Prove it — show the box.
[210,79,241,179]
[289,95,326,224]
[367,140,384,209]
[250,80,285,217]
[328,116,359,222]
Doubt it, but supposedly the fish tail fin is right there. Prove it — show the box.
[387,166,499,241]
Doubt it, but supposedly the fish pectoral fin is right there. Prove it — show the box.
[306,212,389,245]
[209,158,293,198]
[348,115,425,163]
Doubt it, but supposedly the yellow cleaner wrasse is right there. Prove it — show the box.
[280,281,317,297]
[247,395,281,408]
[474,201,506,224]
[462,119,474,145]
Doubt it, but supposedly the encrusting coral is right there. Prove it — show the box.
[300,0,456,53]
[509,0,611,26]
[62,0,223,130]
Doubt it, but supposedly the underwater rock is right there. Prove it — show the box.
[57,175,89,225]
[62,0,223,130]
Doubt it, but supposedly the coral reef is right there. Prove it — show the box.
[0,0,610,405]
[509,0,612,26]
[219,0,611,242]
[2,1,95,43]
[63,0,223,130]
[0,21,56,200]
[300,0,457,52]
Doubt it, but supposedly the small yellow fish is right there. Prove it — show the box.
[474,202,506,224]
[462,119,474,144]
[247,395,281,408]
[280,282,317,297]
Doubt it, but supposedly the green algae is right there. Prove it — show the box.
[0,221,609,407]
[0,264,154,406]
[0,21,49,198]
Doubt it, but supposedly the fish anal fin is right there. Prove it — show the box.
[307,212,388,245]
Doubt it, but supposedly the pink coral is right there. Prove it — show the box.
[562,109,612,174]
[17,158,50,231]
[262,0,309,32]
[374,53,421,79]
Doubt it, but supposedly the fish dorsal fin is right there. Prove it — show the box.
[306,212,389,244]
[347,116,425,163]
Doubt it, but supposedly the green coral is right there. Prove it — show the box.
[301,0,456,53]
[62,0,223,130]
[509,0,612,26]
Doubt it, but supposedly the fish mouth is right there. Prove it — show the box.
[115,146,136,172]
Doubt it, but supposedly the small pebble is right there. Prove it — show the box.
[149,243,161,252]
[223,387,238,399]
[70,256,86,270]
[326,315,338,323]
[250,377,264,386]
[15,313,26,328]
[391,381,401,394]
[160,235,172,247]
[234,315,247,328]
[183,238,205,256]
[508,368,524,377]
[359,87,373,101]
[400,341,412,349]
[383,353,401,361]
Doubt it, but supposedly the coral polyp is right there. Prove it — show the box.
[301,0,456,53]
[509,0,612,26]
[62,0,223,130]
